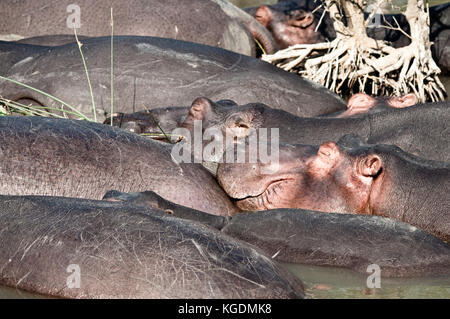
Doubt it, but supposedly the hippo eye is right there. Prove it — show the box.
[236,122,249,129]
[121,121,142,134]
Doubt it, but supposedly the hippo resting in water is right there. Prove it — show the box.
[0,116,237,216]
[217,135,450,244]
[110,97,448,163]
[104,190,450,278]
[0,195,304,298]
[0,36,345,121]
[0,0,277,56]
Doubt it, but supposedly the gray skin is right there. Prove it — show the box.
[0,0,277,57]
[0,195,305,299]
[177,98,450,163]
[0,36,345,122]
[103,190,450,278]
[0,116,237,216]
[16,35,90,46]
[103,190,229,230]
[103,99,239,141]
[216,135,450,243]
[104,93,417,137]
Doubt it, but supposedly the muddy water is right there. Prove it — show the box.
[1,263,449,299]
[284,264,450,299]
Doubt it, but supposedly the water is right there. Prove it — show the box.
[1,263,449,299]
[283,263,450,299]
[0,286,51,299]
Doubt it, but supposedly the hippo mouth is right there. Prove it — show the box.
[232,178,295,211]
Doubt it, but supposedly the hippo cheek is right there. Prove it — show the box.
[234,179,300,211]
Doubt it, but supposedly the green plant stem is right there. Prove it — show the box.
[74,30,97,122]
[145,110,174,144]
[0,76,90,120]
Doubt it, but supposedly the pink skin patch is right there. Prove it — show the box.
[338,93,417,117]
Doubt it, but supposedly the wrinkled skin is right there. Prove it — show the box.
[248,1,449,73]
[0,0,277,56]
[217,135,450,242]
[0,36,345,121]
[103,190,229,230]
[0,195,304,298]
[103,190,450,278]
[177,97,449,162]
[0,116,237,216]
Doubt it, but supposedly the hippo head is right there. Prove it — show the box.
[181,97,288,141]
[335,93,418,117]
[254,1,326,49]
[104,109,181,141]
[183,97,263,130]
[217,135,384,214]
[105,99,239,143]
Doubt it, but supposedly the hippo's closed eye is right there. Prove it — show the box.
[121,121,142,134]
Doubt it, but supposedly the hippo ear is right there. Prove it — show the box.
[255,6,273,27]
[347,93,376,111]
[358,154,382,177]
[182,97,214,128]
[387,93,417,108]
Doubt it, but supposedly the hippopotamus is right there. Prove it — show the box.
[247,1,449,73]
[15,35,91,46]
[216,134,450,243]
[157,97,448,162]
[0,195,305,298]
[244,0,335,49]
[0,0,277,56]
[0,116,237,216]
[105,93,418,136]
[104,190,450,278]
[0,36,345,121]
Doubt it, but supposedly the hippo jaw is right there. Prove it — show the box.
[232,178,298,211]
[218,139,383,214]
